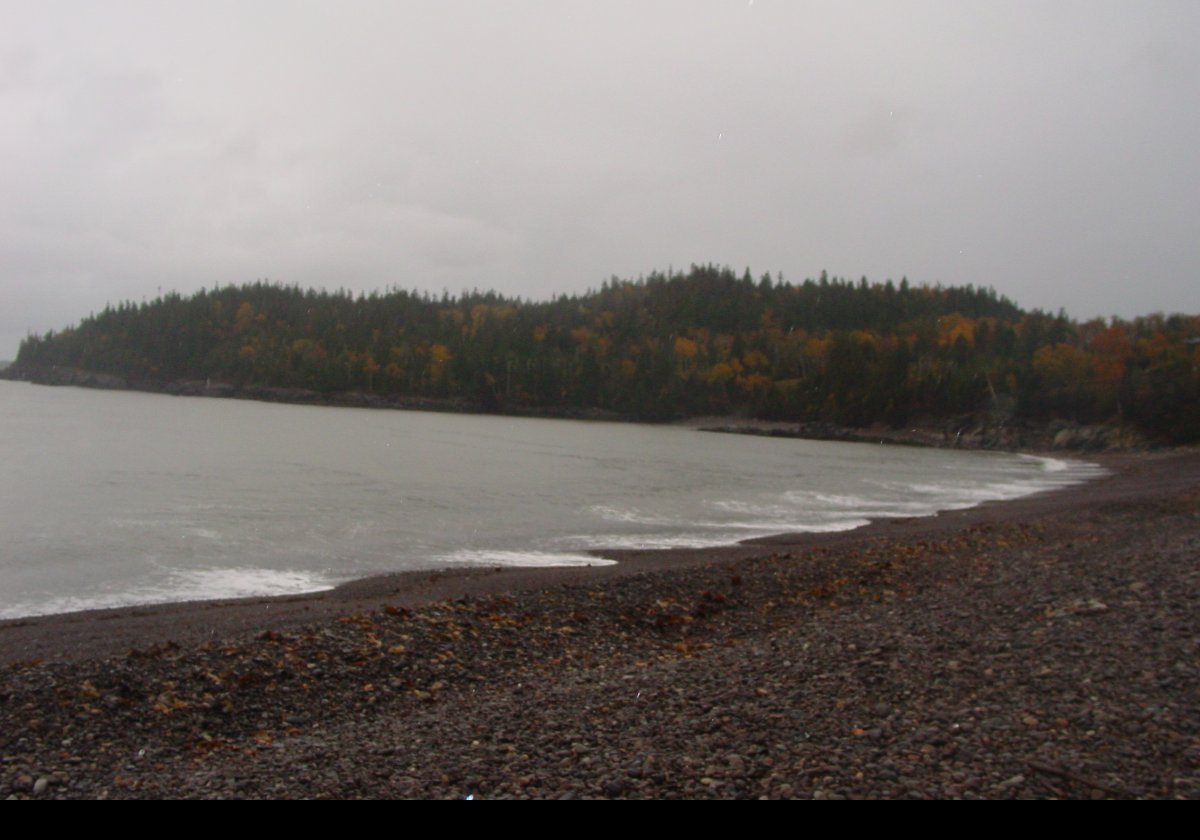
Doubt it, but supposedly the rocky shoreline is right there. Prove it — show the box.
[0,365,624,421]
[1,451,1197,798]
[694,417,1151,453]
[3,364,1154,451]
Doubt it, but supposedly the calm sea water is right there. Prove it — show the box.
[0,381,1104,619]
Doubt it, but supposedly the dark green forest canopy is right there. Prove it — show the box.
[14,265,1200,442]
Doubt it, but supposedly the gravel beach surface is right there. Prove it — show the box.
[2,451,1197,799]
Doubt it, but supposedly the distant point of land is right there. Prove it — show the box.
[7,265,1199,445]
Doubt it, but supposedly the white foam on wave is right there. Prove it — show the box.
[1022,456,1109,486]
[433,550,616,568]
[872,456,1105,509]
[189,528,223,540]
[589,505,678,526]
[562,532,745,550]
[0,567,338,621]
[561,517,872,551]
[1018,454,1078,473]
[909,480,1026,501]
[698,514,883,533]
[562,456,1107,559]
[789,491,878,508]
[783,489,933,516]
[166,567,338,600]
[713,496,912,520]
[710,499,793,516]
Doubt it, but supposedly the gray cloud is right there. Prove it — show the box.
[3,0,1198,357]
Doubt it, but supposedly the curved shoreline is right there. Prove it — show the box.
[3,370,1157,453]
[0,449,1182,668]
[2,449,1197,798]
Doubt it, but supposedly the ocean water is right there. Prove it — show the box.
[0,380,1105,619]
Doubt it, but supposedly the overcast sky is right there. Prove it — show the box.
[2,1,1197,358]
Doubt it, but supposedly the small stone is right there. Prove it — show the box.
[33,777,49,796]
[996,774,1025,791]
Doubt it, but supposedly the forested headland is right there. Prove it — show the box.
[7,265,1199,444]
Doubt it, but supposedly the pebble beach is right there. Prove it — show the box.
[2,450,1197,799]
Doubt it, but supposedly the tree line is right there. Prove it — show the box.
[13,265,1200,442]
